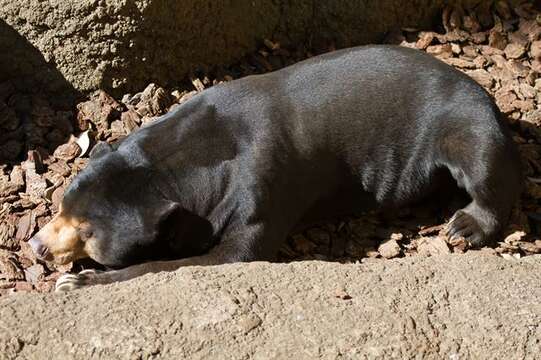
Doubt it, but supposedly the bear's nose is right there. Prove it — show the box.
[29,236,49,258]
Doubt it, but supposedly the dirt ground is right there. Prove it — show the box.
[0,2,540,295]
[1,253,540,359]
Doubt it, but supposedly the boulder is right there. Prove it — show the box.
[0,0,488,101]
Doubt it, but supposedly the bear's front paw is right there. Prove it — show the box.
[55,269,105,292]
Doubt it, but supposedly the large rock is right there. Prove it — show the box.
[1,253,540,358]
[0,0,488,100]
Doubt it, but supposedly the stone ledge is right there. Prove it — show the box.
[1,253,540,359]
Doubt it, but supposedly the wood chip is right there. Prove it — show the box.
[51,185,65,208]
[518,241,541,254]
[48,161,71,177]
[121,109,141,132]
[531,41,541,60]
[518,19,541,41]
[463,15,481,33]
[417,236,450,256]
[264,39,280,51]
[418,224,445,236]
[76,90,123,132]
[0,221,17,249]
[426,44,453,59]
[451,43,461,55]
[451,238,469,253]
[514,3,537,21]
[109,120,127,141]
[488,31,508,50]
[191,78,205,92]
[501,253,521,261]
[511,99,535,113]
[0,256,24,281]
[34,280,54,293]
[415,32,435,49]
[14,281,33,292]
[390,233,404,242]
[504,43,526,59]
[462,45,479,59]
[53,142,81,161]
[471,32,487,44]
[479,45,504,56]
[23,264,45,285]
[518,83,536,99]
[378,239,401,259]
[22,151,47,201]
[139,84,173,116]
[17,241,37,264]
[15,212,35,242]
[365,248,380,258]
[475,1,494,28]
[306,228,331,245]
[494,0,512,20]
[292,234,317,254]
[532,59,541,73]
[71,158,89,175]
[508,31,529,47]
[444,58,476,68]
[9,166,24,189]
[504,231,527,245]
[526,182,541,199]
[466,69,494,88]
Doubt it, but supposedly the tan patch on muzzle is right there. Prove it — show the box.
[31,209,94,265]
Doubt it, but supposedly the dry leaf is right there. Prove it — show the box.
[76,130,91,157]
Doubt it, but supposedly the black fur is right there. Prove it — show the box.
[62,45,522,268]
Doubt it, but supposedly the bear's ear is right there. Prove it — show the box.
[89,141,113,159]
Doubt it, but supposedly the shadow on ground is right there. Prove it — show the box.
[0,19,80,165]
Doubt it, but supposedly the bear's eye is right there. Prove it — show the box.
[78,225,93,240]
